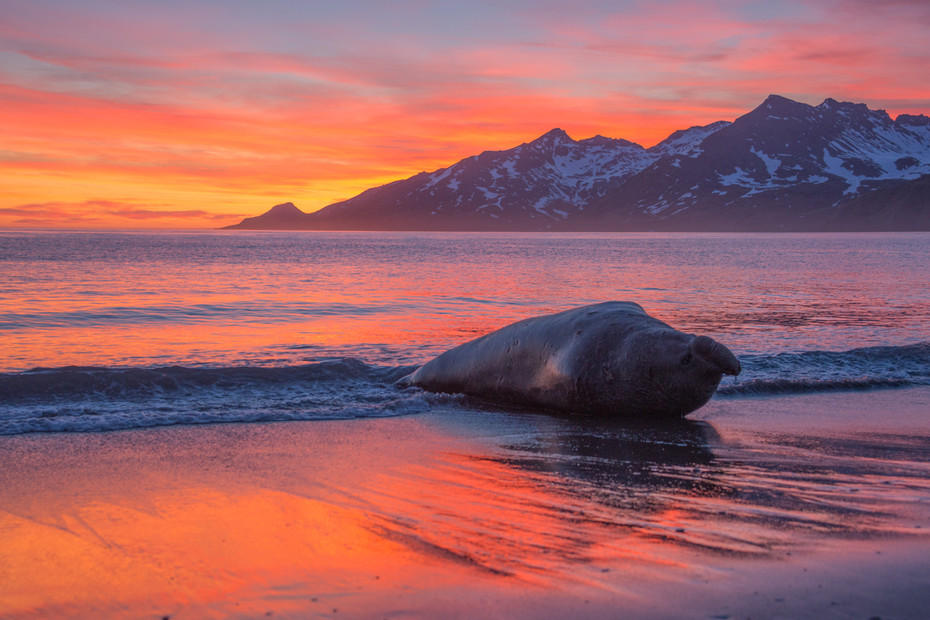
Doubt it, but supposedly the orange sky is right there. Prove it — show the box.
[2,0,929,228]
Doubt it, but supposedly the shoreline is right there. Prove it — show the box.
[2,388,929,618]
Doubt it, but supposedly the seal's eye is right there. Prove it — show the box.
[680,352,693,366]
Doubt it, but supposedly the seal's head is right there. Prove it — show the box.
[593,329,741,418]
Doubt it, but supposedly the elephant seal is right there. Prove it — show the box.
[403,301,740,419]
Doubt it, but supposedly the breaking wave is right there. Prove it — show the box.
[717,342,930,396]
[0,360,432,435]
[1,343,927,435]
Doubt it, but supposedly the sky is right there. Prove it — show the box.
[2,0,929,228]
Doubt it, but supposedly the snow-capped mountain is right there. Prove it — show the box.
[227,95,930,231]
[594,94,930,229]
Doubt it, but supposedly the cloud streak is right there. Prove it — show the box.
[2,200,247,228]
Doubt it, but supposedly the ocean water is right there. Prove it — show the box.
[1,230,929,435]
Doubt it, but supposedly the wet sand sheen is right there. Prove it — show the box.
[2,388,929,619]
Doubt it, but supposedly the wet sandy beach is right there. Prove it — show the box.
[2,387,929,619]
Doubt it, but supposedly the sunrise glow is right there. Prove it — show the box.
[2,0,929,228]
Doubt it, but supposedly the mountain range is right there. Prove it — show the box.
[227,95,930,231]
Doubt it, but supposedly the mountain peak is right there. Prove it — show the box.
[535,128,572,143]
[755,94,812,116]
[818,97,890,121]
[651,121,730,155]
[578,134,641,149]
[763,93,795,105]
[223,201,307,229]
[897,113,930,127]
[265,202,304,216]
[817,97,868,112]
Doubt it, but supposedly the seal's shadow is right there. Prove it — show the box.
[489,414,724,506]
[425,413,753,568]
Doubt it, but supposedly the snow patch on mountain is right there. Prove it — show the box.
[651,121,730,158]
[501,159,518,177]
[751,147,782,177]
[822,149,862,194]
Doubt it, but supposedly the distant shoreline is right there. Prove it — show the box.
[5,227,930,234]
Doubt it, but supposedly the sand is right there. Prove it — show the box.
[2,387,929,619]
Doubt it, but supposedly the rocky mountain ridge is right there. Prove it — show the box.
[228,95,930,231]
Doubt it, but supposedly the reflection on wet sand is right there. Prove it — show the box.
[349,410,929,590]
[337,418,724,586]
[245,397,926,611]
[2,391,929,618]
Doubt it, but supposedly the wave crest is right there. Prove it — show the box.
[717,342,929,396]
[1,343,927,435]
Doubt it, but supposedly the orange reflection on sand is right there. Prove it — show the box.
[359,453,699,585]
[6,400,930,618]
[1,485,461,618]
[0,417,717,618]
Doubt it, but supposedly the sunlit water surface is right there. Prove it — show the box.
[1,231,928,433]
[3,231,929,368]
